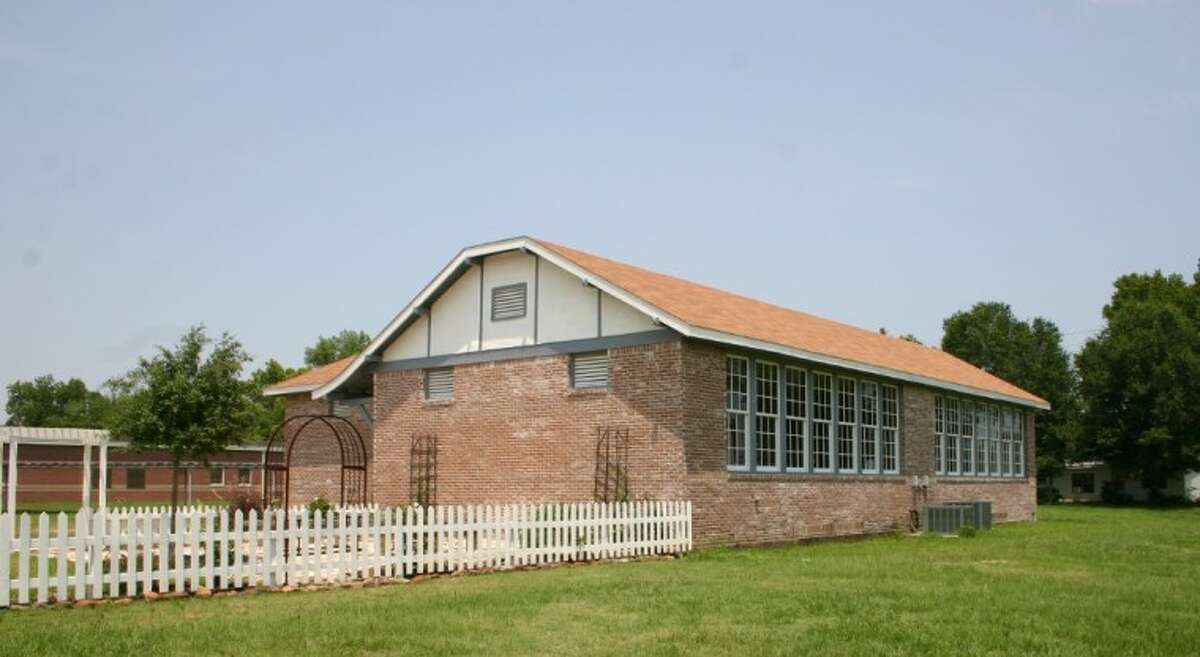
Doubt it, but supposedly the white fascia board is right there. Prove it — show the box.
[691,326,1050,410]
[312,236,693,400]
[262,384,319,397]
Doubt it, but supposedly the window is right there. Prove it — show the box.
[237,468,252,486]
[858,381,879,473]
[935,396,1029,479]
[837,377,856,471]
[945,398,960,476]
[1071,472,1095,494]
[571,352,609,389]
[811,372,833,472]
[125,467,145,490]
[425,368,454,400]
[725,356,749,469]
[1014,411,1025,476]
[784,367,807,471]
[975,404,988,475]
[91,467,113,489]
[960,400,974,475]
[989,406,1001,476]
[725,356,901,476]
[934,396,945,474]
[755,362,780,470]
[881,385,899,473]
[209,468,225,486]
[490,283,527,320]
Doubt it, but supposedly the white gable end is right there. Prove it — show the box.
[380,250,657,362]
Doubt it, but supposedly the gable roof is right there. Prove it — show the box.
[262,356,356,397]
[313,236,1049,409]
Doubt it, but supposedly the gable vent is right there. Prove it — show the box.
[571,352,609,389]
[491,283,527,321]
[425,368,454,400]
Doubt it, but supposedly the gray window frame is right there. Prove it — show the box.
[725,353,902,477]
[425,367,455,401]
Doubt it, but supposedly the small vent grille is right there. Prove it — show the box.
[572,352,609,389]
[491,283,527,320]
[425,368,454,400]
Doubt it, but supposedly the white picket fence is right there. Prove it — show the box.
[1,500,691,607]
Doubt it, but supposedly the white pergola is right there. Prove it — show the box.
[0,426,112,514]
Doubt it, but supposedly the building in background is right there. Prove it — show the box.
[2,442,264,507]
[1040,461,1200,503]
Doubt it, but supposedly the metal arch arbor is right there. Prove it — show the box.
[263,414,368,509]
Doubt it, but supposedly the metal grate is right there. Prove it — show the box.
[572,352,609,389]
[425,368,454,400]
[490,283,527,320]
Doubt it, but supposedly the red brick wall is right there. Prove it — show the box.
[677,341,1036,547]
[371,341,687,507]
[273,338,1037,548]
[279,396,373,506]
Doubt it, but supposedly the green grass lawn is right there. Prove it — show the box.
[1,505,1197,657]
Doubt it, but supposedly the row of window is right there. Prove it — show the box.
[91,467,253,490]
[933,396,1026,477]
[425,352,610,400]
[725,356,900,474]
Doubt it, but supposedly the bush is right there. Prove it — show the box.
[1101,481,1134,505]
[308,496,332,514]
[1038,486,1062,505]
[226,492,263,517]
[958,523,977,539]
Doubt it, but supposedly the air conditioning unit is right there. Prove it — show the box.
[921,502,992,534]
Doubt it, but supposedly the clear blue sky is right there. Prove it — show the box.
[2,1,1197,420]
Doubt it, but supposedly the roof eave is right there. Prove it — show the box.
[262,384,320,398]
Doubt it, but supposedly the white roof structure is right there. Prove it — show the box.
[0,426,112,446]
[1,426,114,517]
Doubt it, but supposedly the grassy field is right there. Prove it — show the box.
[0,505,1196,657]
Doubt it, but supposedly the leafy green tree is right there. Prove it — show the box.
[109,326,257,515]
[941,302,1080,478]
[304,330,370,368]
[5,375,114,428]
[1076,267,1200,492]
[247,358,303,441]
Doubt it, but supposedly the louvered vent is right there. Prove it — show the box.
[425,368,454,400]
[491,283,527,320]
[571,352,609,389]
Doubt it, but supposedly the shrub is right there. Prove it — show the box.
[1101,481,1134,505]
[226,492,262,517]
[958,523,977,539]
[1037,486,1062,505]
[308,496,332,514]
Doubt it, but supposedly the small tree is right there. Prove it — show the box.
[304,330,370,367]
[109,327,257,518]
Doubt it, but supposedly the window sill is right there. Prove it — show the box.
[937,475,1029,483]
[566,387,609,397]
[422,399,454,407]
[727,471,907,483]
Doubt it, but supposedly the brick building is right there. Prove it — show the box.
[2,443,265,507]
[265,236,1048,547]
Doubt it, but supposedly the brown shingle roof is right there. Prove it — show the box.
[263,356,356,395]
[535,239,1047,407]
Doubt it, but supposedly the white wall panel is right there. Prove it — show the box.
[601,291,656,336]
[382,314,427,361]
[481,251,537,350]
[429,265,481,355]
[537,262,598,343]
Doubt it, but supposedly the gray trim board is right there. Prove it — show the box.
[367,329,678,373]
[533,254,540,344]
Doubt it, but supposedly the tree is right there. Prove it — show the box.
[247,359,303,442]
[1075,267,1200,492]
[5,375,114,428]
[941,302,1080,477]
[109,327,257,516]
[304,330,370,367]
